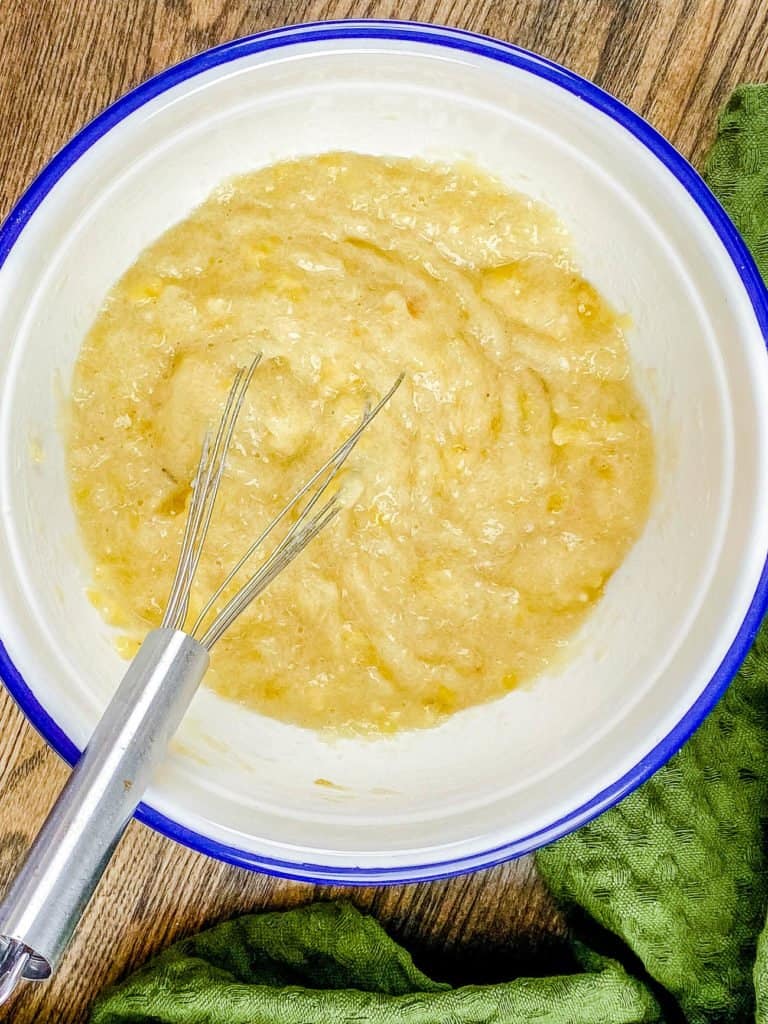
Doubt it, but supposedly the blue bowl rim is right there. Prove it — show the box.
[1,18,767,885]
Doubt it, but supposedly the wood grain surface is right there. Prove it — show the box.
[0,1,766,1021]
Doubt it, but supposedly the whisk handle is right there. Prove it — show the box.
[0,628,208,999]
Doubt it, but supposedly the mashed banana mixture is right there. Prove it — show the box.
[68,153,654,732]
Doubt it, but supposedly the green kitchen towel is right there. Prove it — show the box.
[91,85,768,1024]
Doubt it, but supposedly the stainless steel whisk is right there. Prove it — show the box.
[0,355,403,1004]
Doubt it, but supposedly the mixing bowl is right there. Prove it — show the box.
[0,20,767,883]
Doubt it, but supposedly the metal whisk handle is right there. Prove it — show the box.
[0,629,209,997]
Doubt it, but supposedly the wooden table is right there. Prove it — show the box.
[0,1,765,1020]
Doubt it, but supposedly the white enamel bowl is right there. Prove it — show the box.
[1,21,767,882]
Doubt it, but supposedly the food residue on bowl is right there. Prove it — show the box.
[68,152,654,733]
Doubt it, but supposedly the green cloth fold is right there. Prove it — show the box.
[90,902,660,1024]
[91,85,768,1024]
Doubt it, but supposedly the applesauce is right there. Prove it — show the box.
[68,153,654,732]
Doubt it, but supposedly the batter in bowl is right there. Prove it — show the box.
[68,153,654,732]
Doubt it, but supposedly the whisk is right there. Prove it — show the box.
[0,355,403,1004]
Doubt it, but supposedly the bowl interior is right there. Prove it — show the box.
[0,30,767,877]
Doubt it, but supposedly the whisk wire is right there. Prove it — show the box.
[161,430,211,630]
[163,432,226,629]
[190,372,404,642]
[190,408,363,637]
[164,358,403,644]
[199,492,342,649]
[162,355,261,630]
[179,356,261,612]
